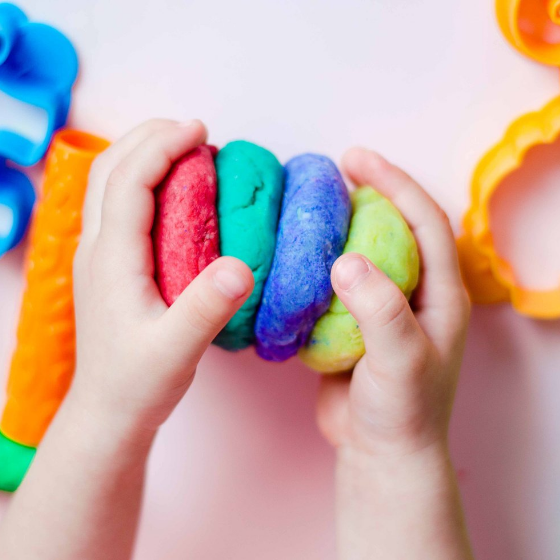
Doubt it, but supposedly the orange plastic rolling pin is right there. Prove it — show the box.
[1,130,109,448]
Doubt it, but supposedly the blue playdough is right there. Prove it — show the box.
[255,154,351,362]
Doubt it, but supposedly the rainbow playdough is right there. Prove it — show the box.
[153,146,418,370]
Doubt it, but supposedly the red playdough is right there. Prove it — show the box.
[153,145,220,305]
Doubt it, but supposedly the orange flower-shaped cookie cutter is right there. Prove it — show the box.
[458,95,560,318]
[496,0,560,65]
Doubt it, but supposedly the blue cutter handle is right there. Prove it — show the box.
[0,160,35,256]
[0,4,78,166]
[0,3,26,65]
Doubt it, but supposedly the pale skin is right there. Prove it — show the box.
[0,120,474,560]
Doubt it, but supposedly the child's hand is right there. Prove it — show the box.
[0,120,255,560]
[317,147,470,459]
[318,149,473,559]
[72,119,254,431]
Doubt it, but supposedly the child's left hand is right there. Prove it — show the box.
[0,120,256,560]
[72,119,255,432]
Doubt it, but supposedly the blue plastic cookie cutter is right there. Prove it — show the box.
[0,3,78,255]
[0,159,34,255]
[0,3,78,166]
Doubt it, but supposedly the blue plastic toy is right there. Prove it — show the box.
[0,3,78,166]
[0,160,34,255]
[0,3,77,256]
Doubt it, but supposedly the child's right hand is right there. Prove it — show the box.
[71,119,254,433]
[317,148,473,559]
[317,147,471,459]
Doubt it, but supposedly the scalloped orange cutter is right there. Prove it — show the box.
[458,2,560,318]
[458,95,560,318]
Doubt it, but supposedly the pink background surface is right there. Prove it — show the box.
[1,1,560,558]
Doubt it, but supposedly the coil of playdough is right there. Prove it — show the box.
[255,154,351,362]
[213,140,284,350]
[0,130,109,493]
[299,187,419,373]
[153,145,220,305]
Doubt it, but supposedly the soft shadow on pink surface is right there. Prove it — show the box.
[134,348,336,560]
[451,306,560,560]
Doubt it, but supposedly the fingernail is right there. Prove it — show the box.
[213,267,248,299]
[335,255,371,292]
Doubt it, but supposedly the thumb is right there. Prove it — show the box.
[161,256,254,363]
[332,252,429,376]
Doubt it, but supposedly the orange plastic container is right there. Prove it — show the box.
[1,130,110,447]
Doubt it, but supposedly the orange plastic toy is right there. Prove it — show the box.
[458,95,560,318]
[496,0,560,65]
[1,130,110,447]
[459,2,560,318]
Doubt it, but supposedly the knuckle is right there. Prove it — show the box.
[183,292,220,334]
[105,165,129,194]
[89,153,109,178]
[446,285,471,324]
[433,202,452,229]
[409,343,433,377]
[73,244,87,273]
[458,288,472,320]
[143,118,175,134]
[371,288,409,329]
[101,167,130,222]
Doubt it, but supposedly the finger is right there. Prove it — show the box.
[159,257,254,366]
[98,120,207,273]
[82,118,178,241]
[332,253,431,376]
[341,148,468,317]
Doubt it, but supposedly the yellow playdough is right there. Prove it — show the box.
[298,186,419,373]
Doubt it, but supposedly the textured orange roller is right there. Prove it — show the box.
[1,130,110,447]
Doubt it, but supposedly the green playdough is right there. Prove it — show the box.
[299,186,419,373]
[214,141,284,350]
[0,431,36,492]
